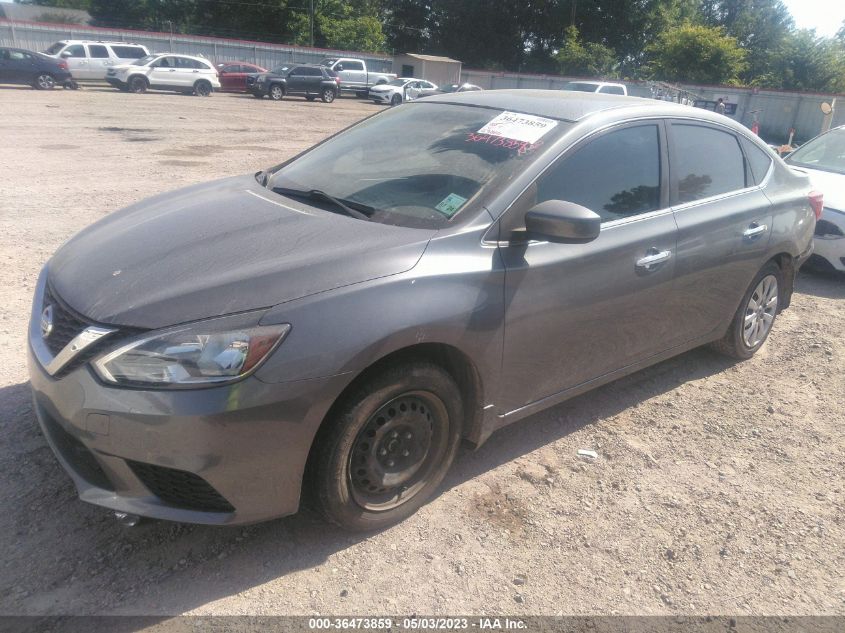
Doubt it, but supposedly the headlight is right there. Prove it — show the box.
[256,75,266,83]
[93,316,290,388]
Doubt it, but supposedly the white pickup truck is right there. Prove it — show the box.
[319,57,396,96]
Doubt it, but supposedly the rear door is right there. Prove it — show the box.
[498,121,680,412]
[339,59,366,86]
[667,121,774,341]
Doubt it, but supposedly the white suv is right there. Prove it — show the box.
[106,53,220,96]
[43,40,149,80]
[562,80,628,96]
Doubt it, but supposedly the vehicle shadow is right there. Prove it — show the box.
[0,345,735,619]
[795,269,845,299]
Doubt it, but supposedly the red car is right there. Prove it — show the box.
[216,62,267,92]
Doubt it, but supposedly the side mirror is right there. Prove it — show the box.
[60,50,73,58]
[335,63,344,71]
[524,200,601,242]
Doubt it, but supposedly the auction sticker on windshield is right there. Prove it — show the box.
[477,111,558,144]
[435,193,468,217]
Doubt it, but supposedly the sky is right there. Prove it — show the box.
[782,0,845,38]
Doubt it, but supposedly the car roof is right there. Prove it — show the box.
[418,89,668,122]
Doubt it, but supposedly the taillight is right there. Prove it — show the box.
[58,61,68,70]
[335,77,341,84]
[809,191,824,220]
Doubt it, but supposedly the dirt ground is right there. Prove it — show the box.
[0,85,843,618]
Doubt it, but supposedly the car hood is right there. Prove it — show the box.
[370,85,399,93]
[48,175,435,329]
[788,165,845,211]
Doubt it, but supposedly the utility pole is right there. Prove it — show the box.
[309,0,314,47]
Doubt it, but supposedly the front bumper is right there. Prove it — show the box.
[27,271,350,525]
[106,76,128,89]
[813,208,845,272]
[369,91,393,103]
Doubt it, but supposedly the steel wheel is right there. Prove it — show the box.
[348,391,449,511]
[35,73,55,90]
[742,274,778,348]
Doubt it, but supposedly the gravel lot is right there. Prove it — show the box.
[0,86,843,617]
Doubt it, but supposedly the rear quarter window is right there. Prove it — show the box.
[111,46,147,59]
[741,137,774,184]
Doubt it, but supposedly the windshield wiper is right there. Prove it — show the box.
[272,186,373,221]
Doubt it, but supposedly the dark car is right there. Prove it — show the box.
[247,63,339,102]
[0,47,72,89]
[30,91,817,531]
[216,61,267,92]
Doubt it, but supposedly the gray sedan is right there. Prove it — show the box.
[29,91,817,530]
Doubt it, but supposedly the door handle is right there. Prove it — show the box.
[636,249,672,269]
[169,69,176,72]
[193,70,199,73]
[743,223,768,239]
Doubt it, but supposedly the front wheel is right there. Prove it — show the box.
[34,73,56,90]
[321,88,336,103]
[129,76,147,93]
[390,93,402,106]
[712,262,783,359]
[269,84,284,101]
[309,362,463,531]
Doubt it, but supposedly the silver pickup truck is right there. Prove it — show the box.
[320,57,396,96]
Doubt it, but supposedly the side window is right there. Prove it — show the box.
[289,66,306,75]
[535,125,662,222]
[112,46,145,59]
[153,57,171,68]
[344,60,364,71]
[88,45,109,59]
[9,51,29,61]
[65,44,86,58]
[175,57,196,68]
[740,137,774,184]
[671,124,746,203]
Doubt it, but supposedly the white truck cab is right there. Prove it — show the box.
[562,80,628,96]
[320,57,396,96]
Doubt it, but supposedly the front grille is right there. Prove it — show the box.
[43,284,89,356]
[40,284,144,377]
[40,412,114,491]
[127,461,235,513]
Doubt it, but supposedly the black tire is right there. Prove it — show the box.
[269,84,284,101]
[129,76,148,94]
[310,362,463,531]
[321,88,336,103]
[194,80,212,97]
[33,73,56,90]
[712,261,784,359]
[390,93,402,106]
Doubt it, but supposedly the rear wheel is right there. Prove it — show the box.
[33,73,56,90]
[321,88,336,103]
[309,362,463,531]
[712,262,783,359]
[390,93,402,106]
[194,80,212,97]
[129,76,148,93]
[269,84,284,101]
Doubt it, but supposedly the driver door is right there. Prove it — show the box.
[497,121,681,413]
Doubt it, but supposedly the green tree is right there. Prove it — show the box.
[762,29,845,92]
[554,25,617,76]
[647,22,747,84]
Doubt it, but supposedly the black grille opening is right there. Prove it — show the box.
[41,413,114,491]
[41,284,145,378]
[127,461,235,513]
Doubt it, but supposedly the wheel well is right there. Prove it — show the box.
[770,253,795,310]
[129,74,148,85]
[316,343,483,447]
[271,82,285,93]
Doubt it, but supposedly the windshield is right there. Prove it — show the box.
[563,82,600,93]
[272,66,290,74]
[44,42,66,55]
[133,55,158,66]
[786,128,845,175]
[387,78,411,87]
[267,103,567,229]
[321,58,336,67]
